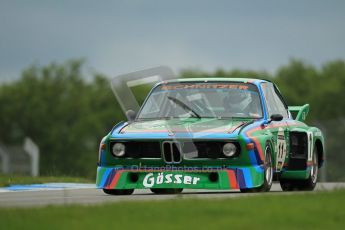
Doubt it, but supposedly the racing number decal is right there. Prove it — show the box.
[276,128,287,171]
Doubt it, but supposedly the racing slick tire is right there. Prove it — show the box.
[150,188,183,194]
[103,189,134,195]
[280,147,318,191]
[240,142,273,193]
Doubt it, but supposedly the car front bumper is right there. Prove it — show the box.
[96,165,265,190]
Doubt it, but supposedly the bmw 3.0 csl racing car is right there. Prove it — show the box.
[96,78,325,195]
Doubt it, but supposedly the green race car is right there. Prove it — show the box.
[96,78,324,195]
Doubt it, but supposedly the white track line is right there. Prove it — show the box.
[0,183,95,193]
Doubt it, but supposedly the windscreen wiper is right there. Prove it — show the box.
[167,96,201,119]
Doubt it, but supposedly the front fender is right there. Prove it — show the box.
[240,129,273,166]
[289,126,325,167]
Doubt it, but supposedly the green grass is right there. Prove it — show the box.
[1,189,345,230]
[0,174,93,187]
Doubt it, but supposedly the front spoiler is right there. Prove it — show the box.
[96,166,265,190]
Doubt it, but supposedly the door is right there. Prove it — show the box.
[261,82,290,172]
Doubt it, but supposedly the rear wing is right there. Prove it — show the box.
[288,104,309,122]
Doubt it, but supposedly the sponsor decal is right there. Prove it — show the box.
[315,131,322,137]
[161,84,249,91]
[302,112,306,120]
[307,131,314,161]
[143,173,200,188]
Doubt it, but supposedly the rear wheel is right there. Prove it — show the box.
[150,188,183,194]
[103,189,134,195]
[280,147,318,191]
[240,143,273,193]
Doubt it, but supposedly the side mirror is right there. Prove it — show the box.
[270,114,283,122]
[126,110,137,121]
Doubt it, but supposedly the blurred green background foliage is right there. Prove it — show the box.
[0,59,344,180]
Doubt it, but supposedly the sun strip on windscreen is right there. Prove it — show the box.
[160,83,251,91]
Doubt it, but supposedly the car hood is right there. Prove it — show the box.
[110,118,251,139]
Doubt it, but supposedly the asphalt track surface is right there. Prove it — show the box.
[0,182,344,208]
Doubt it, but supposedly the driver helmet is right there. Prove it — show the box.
[225,89,252,111]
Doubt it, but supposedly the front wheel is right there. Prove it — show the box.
[103,189,134,195]
[280,147,318,191]
[240,143,273,193]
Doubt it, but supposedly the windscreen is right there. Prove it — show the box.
[138,82,262,119]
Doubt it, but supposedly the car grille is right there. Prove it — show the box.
[110,141,161,158]
[182,141,225,159]
[110,140,240,160]
[162,141,182,163]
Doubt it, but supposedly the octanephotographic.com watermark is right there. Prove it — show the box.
[113,165,232,172]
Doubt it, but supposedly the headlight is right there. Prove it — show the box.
[223,143,237,157]
[112,143,125,157]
